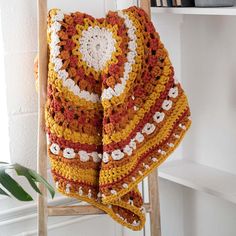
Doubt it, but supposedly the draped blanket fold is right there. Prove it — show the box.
[44,6,191,231]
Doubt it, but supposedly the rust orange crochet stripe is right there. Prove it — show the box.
[42,6,192,231]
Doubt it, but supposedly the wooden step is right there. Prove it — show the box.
[48,203,151,216]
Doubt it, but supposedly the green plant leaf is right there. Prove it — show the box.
[28,168,55,199]
[14,164,41,195]
[0,168,33,201]
[13,163,55,199]
[0,163,55,201]
[0,187,10,196]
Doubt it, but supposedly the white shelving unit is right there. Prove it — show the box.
[151,6,236,15]
[151,6,236,235]
[159,160,236,204]
[151,4,236,205]
[151,4,236,204]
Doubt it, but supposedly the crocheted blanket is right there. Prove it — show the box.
[44,6,191,230]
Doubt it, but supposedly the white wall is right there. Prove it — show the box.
[0,0,38,169]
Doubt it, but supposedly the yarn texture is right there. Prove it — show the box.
[43,6,191,230]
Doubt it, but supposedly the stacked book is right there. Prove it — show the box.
[151,0,195,7]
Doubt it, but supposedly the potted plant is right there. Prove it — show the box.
[0,161,54,201]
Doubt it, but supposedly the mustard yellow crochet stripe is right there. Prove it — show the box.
[45,110,102,145]
[102,118,192,204]
[110,197,146,231]
[47,63,102,109]
[56,188,145,231]
[99,93,189,184]
[50,157,98,185]
[102,11,145,109]
[103,62,172,145]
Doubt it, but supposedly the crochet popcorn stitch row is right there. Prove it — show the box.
[44,6,191,231]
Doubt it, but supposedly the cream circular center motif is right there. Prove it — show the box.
[79,26,116,72]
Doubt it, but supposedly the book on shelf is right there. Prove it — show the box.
[152,0,195,7]
[172,0,177,6]
[176,0,195,6]
[162,0,173,7]
[151,0,163,7]
[156,0,163,7]
[151,0,157,7]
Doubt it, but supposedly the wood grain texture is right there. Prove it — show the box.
[139,1,162,235]
[148,170,162,236]
[48,203,151,216]
[37,0,48,236]
[140,0,151,16]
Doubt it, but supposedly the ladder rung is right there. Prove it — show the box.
[48,203,151,216]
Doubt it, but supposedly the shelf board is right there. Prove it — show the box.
[151,6,236,16]
[159,160,236,204]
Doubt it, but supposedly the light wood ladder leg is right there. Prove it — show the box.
[148,170,162,236]
[140,0,162,235]
[37,0,48,235]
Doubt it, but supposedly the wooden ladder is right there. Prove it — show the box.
[37,0,161,235]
